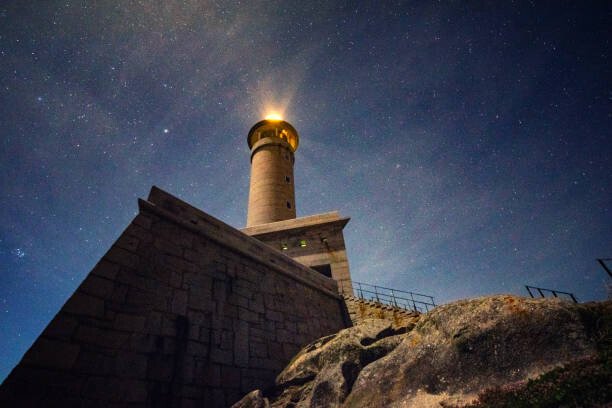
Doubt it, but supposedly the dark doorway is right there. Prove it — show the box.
[311,264,332,278]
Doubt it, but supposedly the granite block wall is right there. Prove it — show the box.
[0,187,350,407]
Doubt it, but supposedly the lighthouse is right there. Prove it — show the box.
[243,117,354,293]
[246,119,300,227]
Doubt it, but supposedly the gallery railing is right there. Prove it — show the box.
[525,285,578,303]
[338,279,436,313]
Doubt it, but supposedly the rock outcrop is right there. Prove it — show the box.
[232,295,610,408]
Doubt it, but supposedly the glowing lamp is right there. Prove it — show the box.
[264,113,283,121]
[247,119,299,152]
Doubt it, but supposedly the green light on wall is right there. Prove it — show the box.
[299,239,307,247]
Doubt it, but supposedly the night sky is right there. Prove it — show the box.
[1,1,610,381]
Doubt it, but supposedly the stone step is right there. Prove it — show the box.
[343,295,420,317]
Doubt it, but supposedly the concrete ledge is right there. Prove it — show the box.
[242,212,350,237]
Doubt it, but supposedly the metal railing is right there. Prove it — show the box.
[525,285,578,303]
[338,279,436,313]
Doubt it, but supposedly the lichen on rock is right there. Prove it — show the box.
[233,295,610,408]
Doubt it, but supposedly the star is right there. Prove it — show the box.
[11,248,25,259]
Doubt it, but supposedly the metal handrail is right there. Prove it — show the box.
[338,279,436,313]
[525,285,578,303]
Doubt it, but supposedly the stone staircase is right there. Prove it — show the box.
[343,295,421,328]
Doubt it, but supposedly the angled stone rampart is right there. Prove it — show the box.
[0,186,350,407]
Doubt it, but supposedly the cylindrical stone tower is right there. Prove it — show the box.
[246,119,300,226]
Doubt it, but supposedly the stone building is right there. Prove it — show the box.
[0,119,355,407]
[242,119,353,292]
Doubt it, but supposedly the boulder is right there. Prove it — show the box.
[231,390,269,408]
[232,318,412,407]
[233,295,610,408]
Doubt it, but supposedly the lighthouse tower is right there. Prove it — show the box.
[244,118,353,293]
[246,119,299,226]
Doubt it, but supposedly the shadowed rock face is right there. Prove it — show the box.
[232,295,610,408]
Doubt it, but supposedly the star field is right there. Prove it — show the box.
[0,1,610,381]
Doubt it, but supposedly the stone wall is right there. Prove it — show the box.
[0,187,350,407]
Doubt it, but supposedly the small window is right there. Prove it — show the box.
[261,129,276,139]
[286,201,292,209]
[285,176,291,183]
